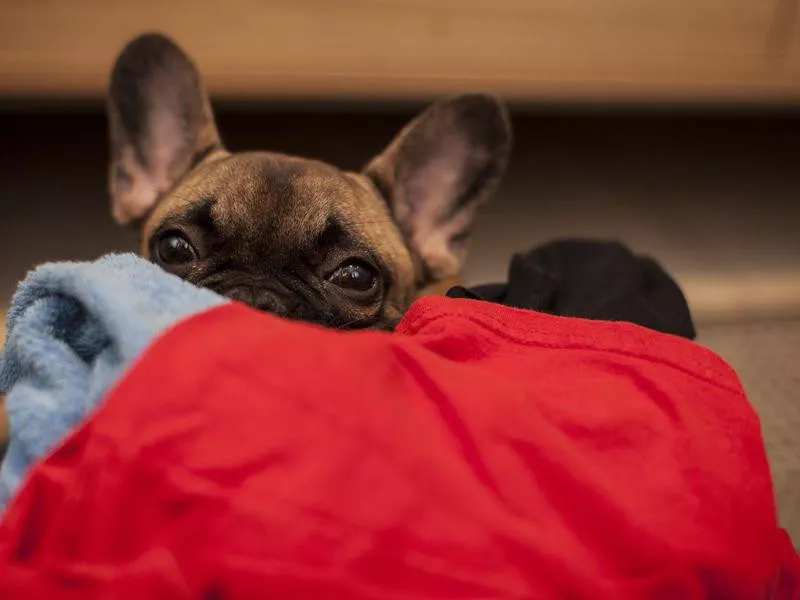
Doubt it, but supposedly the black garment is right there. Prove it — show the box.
[447,240,696,340]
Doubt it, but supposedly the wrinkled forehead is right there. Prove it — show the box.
[141,151,408,260]
[145,152,368,240]
[183,153,341,239]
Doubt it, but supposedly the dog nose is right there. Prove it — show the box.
[222,287,298,316]
[252,290,285,314]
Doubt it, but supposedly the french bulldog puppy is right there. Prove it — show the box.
[108,33,512,330]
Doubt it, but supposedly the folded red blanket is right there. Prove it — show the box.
[0,297,796,599]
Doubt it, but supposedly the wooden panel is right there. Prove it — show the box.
[785,1,800,79]
[0,1,796,102]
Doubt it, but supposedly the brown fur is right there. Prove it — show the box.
[108,33,512,329]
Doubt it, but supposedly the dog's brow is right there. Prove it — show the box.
[185,197,218,232]
[315,219,350,250]
[313,218,389,283]
[154,197,218,238]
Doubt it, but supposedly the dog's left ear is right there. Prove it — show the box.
[107,33,222,225]
[365,94,512,282]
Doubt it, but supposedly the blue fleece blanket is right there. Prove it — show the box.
[0,254,227,509]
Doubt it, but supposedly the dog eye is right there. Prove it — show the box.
[328,260,378,293]
[156,232,197,265]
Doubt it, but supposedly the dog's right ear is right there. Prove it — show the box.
[107,33,222,225]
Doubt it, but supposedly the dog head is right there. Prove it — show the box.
[107,34,512,329]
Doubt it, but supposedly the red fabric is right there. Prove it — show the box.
[0,298,796,599]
